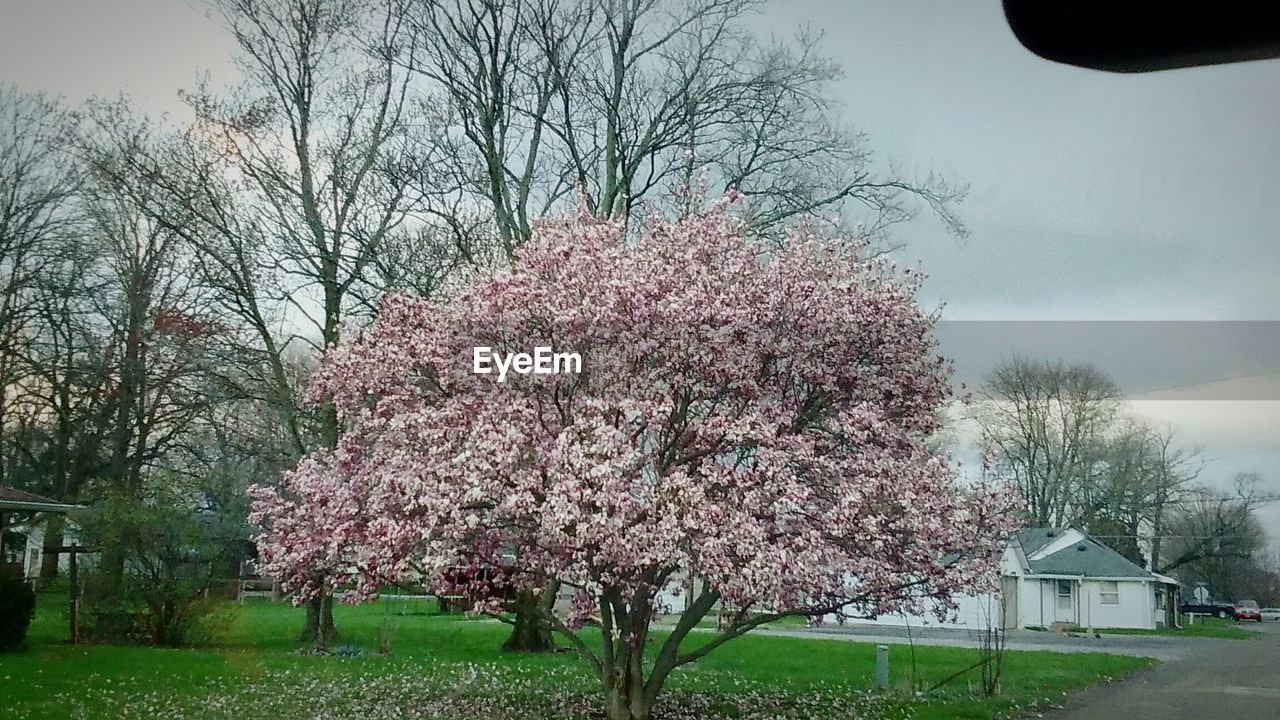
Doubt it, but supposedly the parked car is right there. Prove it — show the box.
[1234,599,1262,622]
[1179,601,1235,619]
[1260,607,1280,621]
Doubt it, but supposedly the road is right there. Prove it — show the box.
[1042,620,1280,720]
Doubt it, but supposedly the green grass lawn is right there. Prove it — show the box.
[0,593,1153,720]
[1100,617,1257,640]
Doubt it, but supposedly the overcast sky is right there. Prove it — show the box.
[2,0,1278,529]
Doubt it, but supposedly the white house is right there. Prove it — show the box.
[998,527,1179,630]
[835,527,1179,632]
[634,527,1179,632]
[0,486,81,579]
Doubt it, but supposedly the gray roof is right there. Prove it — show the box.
[1014,528,1061,557]
[1017,527,1153,580]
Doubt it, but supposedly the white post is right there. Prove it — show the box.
[875,644,890,689]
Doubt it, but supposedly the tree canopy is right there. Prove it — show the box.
[250,195,1017,720]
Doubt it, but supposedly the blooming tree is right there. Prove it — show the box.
[250,194,1019,720]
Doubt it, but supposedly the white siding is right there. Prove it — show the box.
[16,520,80,578]
[822,592,1003,630]
[1008,577,1155,630]
[1077,579,1154,630]
[663,534,1166,632]
[833,577,1160,631]
[1018,577,1053,628]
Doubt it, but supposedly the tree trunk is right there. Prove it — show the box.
[502,587,555,652]
[296,400,341,645]
[603,651,655,720]
[296,406,341,645]
[98,531,127,589]
[604,685,653,720]
[297,593,338,648]
[40,515,65,578]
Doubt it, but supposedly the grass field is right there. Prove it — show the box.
[1099,617,1256,640]
[0,593,1153,720]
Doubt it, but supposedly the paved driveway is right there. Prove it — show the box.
[1042,620,1280,720]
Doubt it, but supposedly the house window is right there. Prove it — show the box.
[1100,581,1120,606]
[1057,580,1073,610]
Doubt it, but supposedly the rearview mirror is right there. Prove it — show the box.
[1003,0,1280,72]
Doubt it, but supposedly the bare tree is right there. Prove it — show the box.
[2,102,223,578]
[54,108,225,588]
[1145,425,1202,571]
[79,0,460,643]
[0,88,81,489]
[0,89,94,575]
[14,213,112,576]
[112,0,443,644]
[1075,423,1199,566]
[1160,474,1266,576]
[977,357,1120,527]
[404,0,966,257]
[977,359,1213,571]
[84,126,217,498]
[977,357,1269,585]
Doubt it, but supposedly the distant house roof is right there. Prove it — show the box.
[0,486,78,513]
[1016,527,1154,580]
[1014,528,1063,557]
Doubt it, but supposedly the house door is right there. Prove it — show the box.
[1054,580,1076,623]
[1001,576,1019,629]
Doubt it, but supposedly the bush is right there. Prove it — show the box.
[0,575,37,651]
[77,488,246,647]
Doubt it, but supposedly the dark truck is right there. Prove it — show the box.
[1178,600,1235,619]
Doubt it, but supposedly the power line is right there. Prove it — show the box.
[1123,368,1280,398]
[1087,534,1255,541]
[1153,493,1280,505]
[1203,446,1280,464]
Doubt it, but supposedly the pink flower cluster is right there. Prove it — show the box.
[250,194,1020,624]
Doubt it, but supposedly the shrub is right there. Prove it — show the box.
[79,578,241,647]
[0,575,37,651]
[78,488,245,647]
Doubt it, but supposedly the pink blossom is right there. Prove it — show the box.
[250,195,1019,715]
